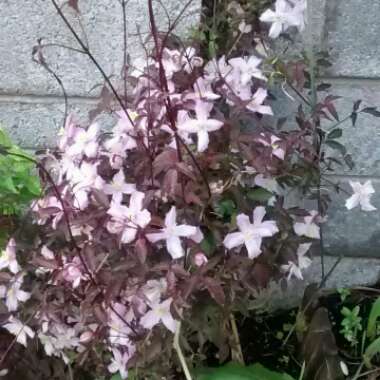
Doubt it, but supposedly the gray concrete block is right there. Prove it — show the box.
[323,0,380,78]
[323,176,380,258]
[324,79,380,177]
[253,255,380,311]
[0,0,201,97]
[271,79,380,177]
[0,96,115,148]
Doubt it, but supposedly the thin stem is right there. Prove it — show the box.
[298,361,306,380]
[32,40,69,129]
[173,322,193,380]
[230,314,245,365]
[307,44,326,281]
[121,0,128,106]
[324,114,351,132]
[39,42,87,55]
[49,0,135,127]
[287,81,311,107]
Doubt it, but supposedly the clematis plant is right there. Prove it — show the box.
[1,0,379,378]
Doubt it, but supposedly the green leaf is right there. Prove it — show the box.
[350,112,358,126]
[195,362,295,380]
[364,336,380,368]
[200,230,216,255]
[327,128,342,139]
[247,188,273,203]
[215,199,236,218]
[367,297,380,340]
[110,374,123,380]
[361,107,380,117]
[1,177,18,194]
[325,140,347,155]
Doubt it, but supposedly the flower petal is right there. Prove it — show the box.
[223,232,245,250]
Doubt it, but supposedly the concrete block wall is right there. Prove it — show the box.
[0,0,201,148]
[309,0,380,258]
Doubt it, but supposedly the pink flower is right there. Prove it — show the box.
[3,316,35,347]
[108,347,135,379]
[103,170,136,203]
[245,88,273,115]
[182,47,204,73]
[204,56,232,83]
[177,101,224,152]
[293,211,320,239]
[108,303,133,346]
[187,77,221,101]
[67,123,99,158]
[260,0,305,39]
[229,55,266,85]
[345,180,376,211]
[140,298,178,333]
[223,206,278,259]
[62,257,83,288]
[107,192,151,244]
[281,243,312,280]
[0,238,20,274]
[0,274,30,311]
[147,206,197,259]
[71,162,105,209]
[142,278,167,305]
[194,252,208,267]
[105,111,138,158]
[161,48,182,79]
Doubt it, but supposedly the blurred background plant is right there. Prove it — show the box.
[0,127,41,246]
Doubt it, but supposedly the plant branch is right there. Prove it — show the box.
[230,313,245,365]
[49,0,135,127]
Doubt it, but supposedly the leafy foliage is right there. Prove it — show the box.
[0,127,41,216]
[195,362,295,380]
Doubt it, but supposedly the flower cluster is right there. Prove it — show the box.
[3,0,370,378]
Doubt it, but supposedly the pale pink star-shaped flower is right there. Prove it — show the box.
[223,206,279,259]
[140,298,178,333]
[107,191,151,244]
[62,257,84,289]
[67,123,99,158]
[187,77,221,101]
[177,101,224,152]
[142,278,168,305]
[108,303,134,346]
[245,88,273,115]
[3,316,35,347]
[0,238,20,274]
[345,180,376,211]
[260,0,303,39]
[293,211,320,239]
[108,347,135,379]
[281,243,312,280]
[0,275,30,312]
[146,206,197,259]
[103,170,136,203]
[71,162,105,209]
[229,55,266,85]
